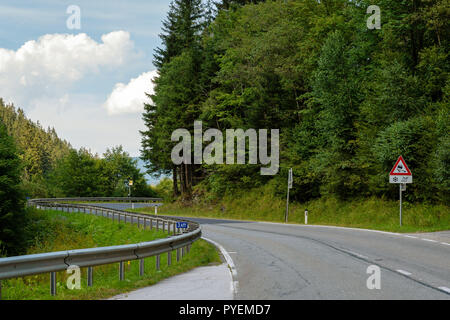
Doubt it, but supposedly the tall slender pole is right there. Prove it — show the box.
[399,184,402,227]
[285,186,290,223]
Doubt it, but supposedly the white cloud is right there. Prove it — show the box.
[0,31,136,105]
[103,70,158,115]
[0,30,149,157]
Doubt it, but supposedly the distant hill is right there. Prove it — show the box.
[0,99,72,180]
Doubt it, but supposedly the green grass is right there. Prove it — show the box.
[2,209,221,300]
[132,192,450,234]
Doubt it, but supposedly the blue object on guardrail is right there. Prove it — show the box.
[176,222,188,229]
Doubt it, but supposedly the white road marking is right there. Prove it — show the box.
[192,217,449,248]
[233,281,239,295]
[440,242,450,246]
[346,250,369,260]
[438,287,450,294]
[396,269,412,276]
[202,237,238,296]
[259,221,401,237]
[421,238,438,243]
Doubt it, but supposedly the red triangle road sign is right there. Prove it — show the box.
[390,156,412,176]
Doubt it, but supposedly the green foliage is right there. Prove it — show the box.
[0,100,72,197]
[49,146,157,198]
[2,209,221,300]
[142,0,208,199]
[0,120,27,256]
[146,187,449,233]
[143,0,449,205]
[151,177,175,201]
[372,116,439,201]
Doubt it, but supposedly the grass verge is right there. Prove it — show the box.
[132,194,449,234]
[2,209,221,300]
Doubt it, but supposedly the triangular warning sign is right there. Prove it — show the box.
[390,156,412,176]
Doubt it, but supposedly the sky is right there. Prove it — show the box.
[0,0,170,157]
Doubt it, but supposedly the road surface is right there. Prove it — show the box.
[93,203,450,300]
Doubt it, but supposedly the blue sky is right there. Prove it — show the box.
[0,1,171,158]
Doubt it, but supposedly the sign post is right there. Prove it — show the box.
[389,156,412,227]
[285,168,293,223]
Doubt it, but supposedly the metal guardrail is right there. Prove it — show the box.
[31,197,163,203]
[0,198,201,299]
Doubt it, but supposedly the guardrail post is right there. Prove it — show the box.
[139,259,144,276]
[0,280,2,300]
[177,248,180,262]
[173,222,176,235]
[119,262,125,281]
[167,251,172,266]
[150,218,153,230]
[156,255,160,271]
[87,266,93,287]
[156,220,159,231]
[50,272,56,296]
[138,217,140,229]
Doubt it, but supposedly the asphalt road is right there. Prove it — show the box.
[191,217,450,300]
[87,203,450,300]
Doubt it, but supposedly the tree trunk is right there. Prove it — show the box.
[183,163,192,201]
[173,166,179,197]
[180,164,186,196]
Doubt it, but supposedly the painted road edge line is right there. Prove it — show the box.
[396,269,412,276]
[202,236,238,297]
[257,221,450,248]
[438,287,450,294]
[421,238,438,243]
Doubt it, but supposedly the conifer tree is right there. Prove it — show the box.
[0,120,26,256]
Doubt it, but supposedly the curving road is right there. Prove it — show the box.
[191,217,450,300]
[94,203,450,300]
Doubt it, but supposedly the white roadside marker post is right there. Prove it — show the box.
[285,168,293,223]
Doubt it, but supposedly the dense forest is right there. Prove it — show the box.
[0,101,156,255]
[0,0,448,255]
[141,0,449,204]
[0,99,155,199]
[0,102,158,255]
